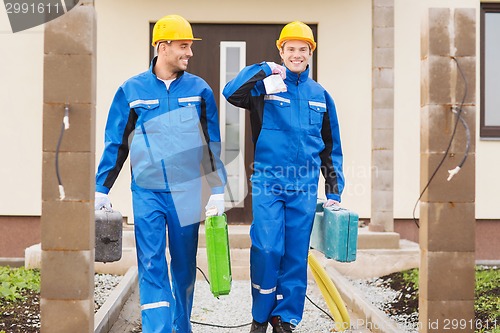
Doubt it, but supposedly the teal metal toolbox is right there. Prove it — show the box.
[310,202,359,262]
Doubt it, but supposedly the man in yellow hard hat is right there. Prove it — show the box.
[95,14,226,333]
[223,21,344,333]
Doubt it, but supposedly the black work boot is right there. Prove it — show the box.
[250,319,268,333]
[270,316,294,333]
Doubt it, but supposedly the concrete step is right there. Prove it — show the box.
[196,248,250,281]
[357,227,400,249]
[24,243,138,276]
[199,224,251,249]
[25,242,251,279]
[124,225,401,250]
[327,239,420,278]
[25,225,404,277]
[122,224,251,249]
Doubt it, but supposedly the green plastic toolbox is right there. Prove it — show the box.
[310,202,359,262]
[205,213,232,297]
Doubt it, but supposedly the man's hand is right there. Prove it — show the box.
[323,199,340,208]
[266,62,286,80]
[205,193,225,216]
[95,192,112,211]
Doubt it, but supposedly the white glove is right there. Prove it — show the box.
[266,62,286,79]
[205,193,225,216]
[95,192,112,211]
[323,199,340,208]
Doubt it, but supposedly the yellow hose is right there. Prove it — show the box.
[309,261,344,331]
[308,252,350,331]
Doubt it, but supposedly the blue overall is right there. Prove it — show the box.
[223,62,344,325]
[96,57,226,333]
[133,189,200,332]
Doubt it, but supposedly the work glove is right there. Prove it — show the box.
[266,62,286,80]
[323,199,340,208]
[205,193,225,216]
[95,192,112,211]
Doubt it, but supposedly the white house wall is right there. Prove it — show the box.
[0,0,498,221]
[0,11,43,215]
[394,0,421,219]
[473,0,500,219]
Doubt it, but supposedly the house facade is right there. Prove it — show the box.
[0,0,498,259]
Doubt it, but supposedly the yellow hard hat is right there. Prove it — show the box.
[152,14,201,47]
[276,21,316,51]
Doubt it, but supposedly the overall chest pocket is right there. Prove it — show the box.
[130,99,161,130]
[130,99,160,114]
[309,101,327,124]
[307,100,327,138]
[176,97,202,133]
[263,95,291,130]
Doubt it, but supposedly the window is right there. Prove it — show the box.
[219,42,247,206]
[481,3,500,138]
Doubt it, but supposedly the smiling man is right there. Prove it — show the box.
[223,21,345,333]
[95,14,226,333]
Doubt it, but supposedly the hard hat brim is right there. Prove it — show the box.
[276,37,317,51]
[152,37,202,47]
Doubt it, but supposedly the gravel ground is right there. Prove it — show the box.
[94,274,123,312]
[348,277,418,333]
[119,277,373,333]
[191,279,338,333]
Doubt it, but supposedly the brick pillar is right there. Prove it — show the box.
[419,8,476,332]
[41,3,96,333]
[371,0,395,232]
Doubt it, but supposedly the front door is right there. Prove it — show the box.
[151,23,318,223]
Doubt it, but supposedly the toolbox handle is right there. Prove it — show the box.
[206,207,218,217]
[325,205,345,212]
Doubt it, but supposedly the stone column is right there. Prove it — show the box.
[41,2,96,333]
[371,0,395,232]
[419,8,476,332]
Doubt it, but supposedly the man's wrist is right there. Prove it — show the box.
[95,185,110,194]
[326,193,341,202]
